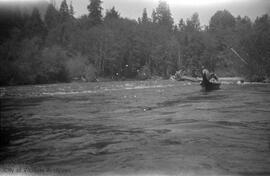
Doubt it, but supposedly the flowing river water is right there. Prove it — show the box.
[0,80,270,176]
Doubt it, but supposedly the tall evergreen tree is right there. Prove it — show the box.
[151,9,158,24]
[186,13,201,32]
[191,12,200,31]
[105,6,120,20]
[155,1,173,29]
[69,1,74,17]
[25,8,46,37]
[142,8,149,24]
[45,4,60,29]
[178,18,185,31]
[87,0,103,25]
[59,0,69,22]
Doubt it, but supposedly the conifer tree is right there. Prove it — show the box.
[26,8,46,37]
[105,6,120,20]
[45,4,60,29]
[155,1,173,28]
[87,0,103,25]
[178,18,185,31]
[151,9,158,24]
[69,1,74,17]
[142,8,149,24]
[59,0,70,22]
[185,13,200,32]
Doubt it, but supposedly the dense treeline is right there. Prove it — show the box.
[0,0,269,85]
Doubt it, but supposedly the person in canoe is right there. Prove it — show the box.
[209,73,219,83]
[200,66,221,90]
[202,66,210,80]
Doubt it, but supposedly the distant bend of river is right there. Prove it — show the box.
[0,80,270,176]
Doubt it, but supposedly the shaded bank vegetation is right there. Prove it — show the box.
[0,0,269,86]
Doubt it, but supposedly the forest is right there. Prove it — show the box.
[0,0,269,86]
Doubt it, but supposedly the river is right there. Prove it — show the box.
[0,80,270,176]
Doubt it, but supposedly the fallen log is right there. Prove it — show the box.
[178,75,202,82]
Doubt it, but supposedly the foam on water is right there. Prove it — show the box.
[0,171,236,176]
[0,87,6,97]
[42,90,98,96]
[41,84,174,96]
[0,83,175,97]
[1,80,270,98]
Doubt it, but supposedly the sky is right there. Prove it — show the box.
[1,0,270,25]
[64,0,270,25]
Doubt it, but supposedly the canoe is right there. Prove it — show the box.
[200,80,221,90]
[200,74,221,90]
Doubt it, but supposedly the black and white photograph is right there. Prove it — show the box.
[0,0,270,175]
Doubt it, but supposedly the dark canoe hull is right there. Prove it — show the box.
[200,71,221,90]
[200,80,221,90]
